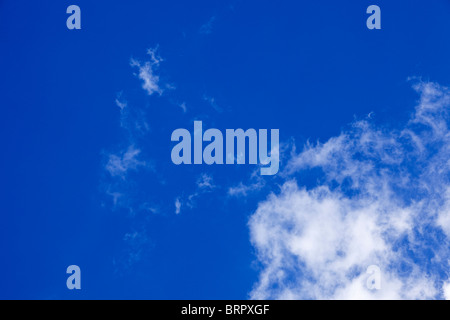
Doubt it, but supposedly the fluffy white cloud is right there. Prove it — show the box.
[443,282,450,300]
[249,81,450,300]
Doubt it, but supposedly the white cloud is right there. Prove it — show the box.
[105,47,168,272]
[203,94,222,112]
[228,182,257,197]
[115,229,149,271]
[175,174,216,214]
[228,179,265,197]
[106,190,123,207]
[199,16,216,35]
[197,174,215,190]
[115,98,127,111]
[106,145,146,178]
[443,282,450,300]
[131,59,162,96]
[179,102,187,113]
[249,81,450,300]
[437,188,450,238]
[130,46,165,96]
[175,198,181,215]
[115,92,150,135]
[146,46,163,66]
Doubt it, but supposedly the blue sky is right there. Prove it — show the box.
[1,0,450,299]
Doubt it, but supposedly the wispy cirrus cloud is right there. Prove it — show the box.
[203,94,222,112]
[196,173,215,190]
[179,102,187,113]
[115,96,127,111]
[105,46,164,208]
[105,145,147,178]
[130,59,162,96]
[174,174,216,214]
[130,46,164,96]
[199,16,216,35]
[228,171,266,197]
[249,81,450,300]
[175,198,182,215]
[115,92,150,134]
[228,181,265,197]
[113,228,150,273]
[102,46,168,271]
